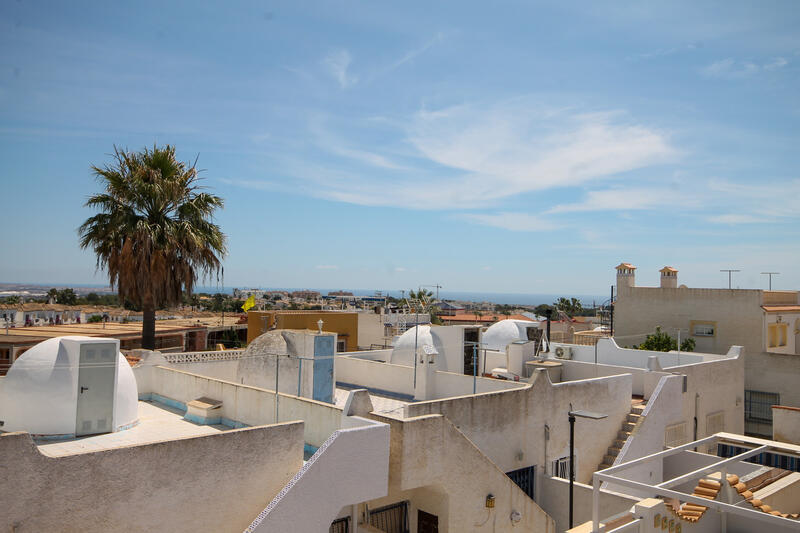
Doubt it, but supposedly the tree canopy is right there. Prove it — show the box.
[79,145,226,349]
[636,327,695,352]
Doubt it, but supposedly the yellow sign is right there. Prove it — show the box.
[242,295,256,312]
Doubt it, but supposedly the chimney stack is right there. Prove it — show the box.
[660,266,678,289]
[615,263,637,294]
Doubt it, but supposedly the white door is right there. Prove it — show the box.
[75,343,117,436]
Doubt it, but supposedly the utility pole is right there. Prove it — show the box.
[761,272,780,290]
[720,269,741,289]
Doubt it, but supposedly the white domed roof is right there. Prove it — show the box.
[482,319,539,351]
[0,336,138,436]
[390,326,444,367]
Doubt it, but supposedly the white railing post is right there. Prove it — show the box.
[592,475,600,532]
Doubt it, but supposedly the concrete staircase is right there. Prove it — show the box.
[598,404,645,470]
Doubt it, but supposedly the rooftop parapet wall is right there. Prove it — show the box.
[772,406,800,446]
[0,422,303,533]
[405,370,633,482]
[550,337,729,370]
[135,364,343,447]
[336,353,526,401]
[763,291,800,306]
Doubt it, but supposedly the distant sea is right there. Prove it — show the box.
[195,286,608,307]
[1,282,606,306]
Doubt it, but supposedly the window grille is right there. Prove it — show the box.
[552,456,572,479]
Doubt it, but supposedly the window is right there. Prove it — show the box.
[745,390,779,437]
[692,323,715,337]
[507,465,536,499]
[768,323,788,348]
[745,390,778,423]
[664,422,688,448]
[336,340,346,352]
[552,456,572,479]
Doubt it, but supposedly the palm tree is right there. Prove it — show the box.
[79,145,226,350]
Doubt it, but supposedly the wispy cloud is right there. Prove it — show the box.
[408,103,675,194]
[706,214,769,225]
[701,57,789,79]
[705,178,800,224]
[323,49,358,88]
[627,42,701,61]
[547,187,690,214]
[458,212,556,232]
[764,57,789,71]
[232,100,677,212]
[372,32,445,79]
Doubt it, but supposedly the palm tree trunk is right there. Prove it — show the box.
[142,304,156,350]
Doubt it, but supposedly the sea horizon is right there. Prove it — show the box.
[1,281,607,307]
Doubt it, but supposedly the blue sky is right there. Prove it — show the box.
[1,1,798,295]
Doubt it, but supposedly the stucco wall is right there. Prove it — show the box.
[773,406,800,444]
[746,350,800,408]
[406,371,633,483]
[551,338,710,368]
[137,365,343,447]
[558,359,647,396]
[643,348,745,442]
[357,311,387,349]
[431,369,526,398]
[370,412,556,533]
[538,475,638,533]
[614,286,763,356]
[606,375,684,496]
[335,354,523,400]
[162,359,240,382]
[336,355,415,396]
[0,422,303,533]
[247,417,390,533]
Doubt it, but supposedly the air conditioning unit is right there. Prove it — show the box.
[554,346,572,360]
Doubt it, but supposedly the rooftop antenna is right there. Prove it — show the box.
[720,269,741,289]
[761,272,780,290]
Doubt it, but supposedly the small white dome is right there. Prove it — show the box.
[0,336,138,436]
[390,326,444,368]
[482,319,539,352]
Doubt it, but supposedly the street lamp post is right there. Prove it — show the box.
[569,409,608,529]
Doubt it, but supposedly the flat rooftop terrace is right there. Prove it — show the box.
[35,400,234,457]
